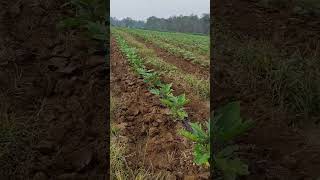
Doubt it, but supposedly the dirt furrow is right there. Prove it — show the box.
[124,32,210,80]
[111,38,209,179]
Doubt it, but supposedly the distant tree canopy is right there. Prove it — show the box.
[110,14,210,35]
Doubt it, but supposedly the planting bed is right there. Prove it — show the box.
[110,27,210,179]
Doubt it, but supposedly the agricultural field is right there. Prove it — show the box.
[110,26,253,179]
[110,27,211,179]
[213,0,320,179]
[0,0,108,178]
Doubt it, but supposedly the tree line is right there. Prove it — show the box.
[110,14,210,35]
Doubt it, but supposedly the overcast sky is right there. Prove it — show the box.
[110,0,210,21]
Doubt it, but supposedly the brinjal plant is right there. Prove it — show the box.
[150,83,173,98]
[141,70,161,87]
[179,122,210,166]
[213,101,253,180]
[57,0,107,41]
[179,102,254,180]
[160,94,189,120]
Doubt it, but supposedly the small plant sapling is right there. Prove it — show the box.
[179,122,210,167]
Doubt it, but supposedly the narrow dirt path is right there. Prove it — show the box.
[111,38,209,179]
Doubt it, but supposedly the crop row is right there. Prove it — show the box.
[113,28,210,100]
[118,28,210,68]
[114,31,210,167]
[114,31,253,180]
[124,28,210,56]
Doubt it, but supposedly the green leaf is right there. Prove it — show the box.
[176,109,188,120]
[160,98,173,108]
[179,129,198,142]
[177,94,189,106]
[213,101,253,142]
[190,122,208,142]
[194,144,210,165]
[149,88,160,96]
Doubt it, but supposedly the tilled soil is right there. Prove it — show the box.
[127,34,210,80]
[111,38,209,179]
[213,0,320,179]
[0,0,107,179]
[115,31,210,123]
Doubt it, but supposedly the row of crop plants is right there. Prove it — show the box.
[113,28,210,100]
[124,27,210,56]
[118,27,210,68]
[113,30,253,180]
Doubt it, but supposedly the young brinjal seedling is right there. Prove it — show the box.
[150,83,173,97]
[212,101,254,180]
[160,94,189,120]
[179,121,210,167]
[178,102,253,180]
[141,70,161,88]
[57,0,107,41]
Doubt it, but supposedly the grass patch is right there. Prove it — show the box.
[215,21,320,124]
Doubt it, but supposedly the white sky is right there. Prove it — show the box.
[110,0,210,21]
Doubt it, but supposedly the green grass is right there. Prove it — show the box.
[215,21,320,124]
[110,95,175,179]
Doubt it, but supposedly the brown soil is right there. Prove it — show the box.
[129,34,209,80]
[111,38,209,179]
[126,35,210,123]
[116,31,210,122]
[0,0,107,179]
[213,0,320,179]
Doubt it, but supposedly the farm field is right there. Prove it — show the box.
[213,0,320,179]
[110,27,210,179]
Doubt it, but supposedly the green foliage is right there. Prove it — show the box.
[179,122,210,166]
[85,21,107,40]
[154,83,174,97]
[114,33,190,121]
[111,14,210,35]
[160,94,189,120]
[141,71,161,87]
[113,28,210,100]
[212,102,253,179]
[57,0,107,41]
[121,28,209,67]
[179,102,253,179]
